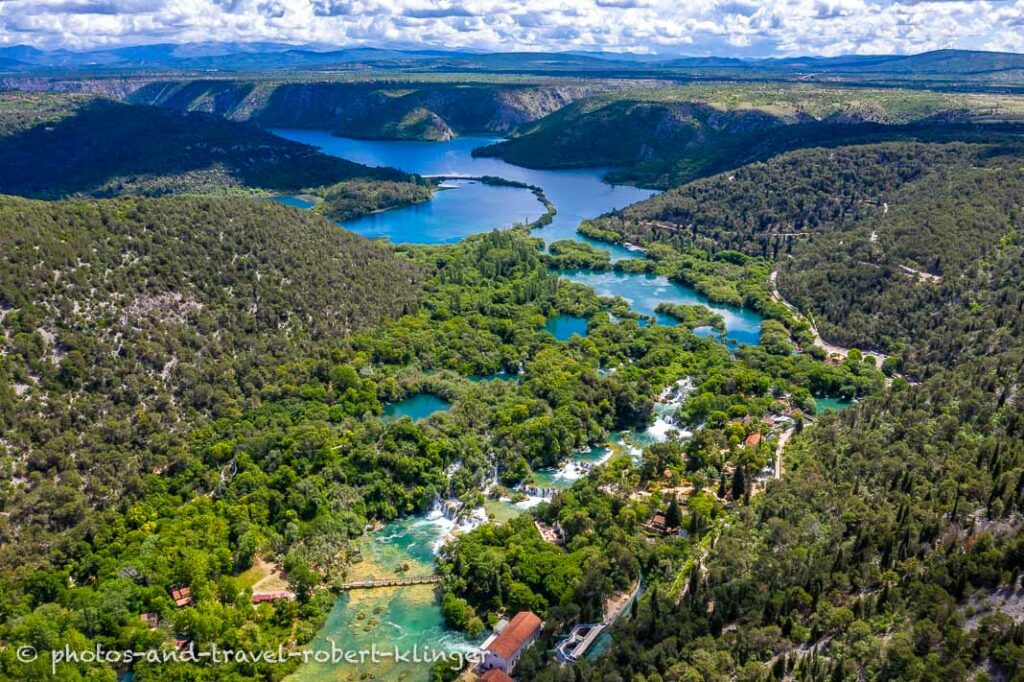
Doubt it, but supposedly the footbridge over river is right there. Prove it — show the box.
[339,575,442,591]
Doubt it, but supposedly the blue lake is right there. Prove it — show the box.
[269,133,765,679]
[545,314,589,340]
[344,179,544,244]
[269,130,762,345]
[271,194,316,209]
[382,394,451,421]
[271,130,656,259]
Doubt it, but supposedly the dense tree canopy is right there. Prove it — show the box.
[0,93,430,220]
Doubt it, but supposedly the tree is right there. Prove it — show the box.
[731,466,746,502]
[665,496,682,530]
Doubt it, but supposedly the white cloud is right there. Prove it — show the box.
[0,0,1020,55]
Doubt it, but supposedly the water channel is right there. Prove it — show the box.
[270,129,765,681]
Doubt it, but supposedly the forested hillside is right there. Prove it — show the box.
[0,195,424,571]
[475,85,1024,187]
[438,149,1024,682]
[521,221,1024,679]
[0,91,94,135]
[0,92,432,217]
[580,140,1024,379]
[3,70,1024,682]
[127,79,620,140]
[582,143,977,256]
[533,347,1024,681]
[0,218,887,679]
[779,161,1024,376]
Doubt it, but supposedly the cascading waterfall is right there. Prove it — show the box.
[645,377,696,444]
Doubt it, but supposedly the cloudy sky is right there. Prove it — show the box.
[0,0,1021,57]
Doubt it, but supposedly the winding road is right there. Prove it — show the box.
[768,270,889,368]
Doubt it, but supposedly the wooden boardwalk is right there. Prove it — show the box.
[339,575,442,591]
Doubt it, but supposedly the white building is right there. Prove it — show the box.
[480,611,543,673]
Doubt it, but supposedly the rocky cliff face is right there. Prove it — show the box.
[119,80,618,139]
[0,76,154,99]
[0,76,618,140]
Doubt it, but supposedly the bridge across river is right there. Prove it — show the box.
[339,575,442,591]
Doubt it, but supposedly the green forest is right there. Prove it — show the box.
[0,93,431,219]
[1,69,1023,682]
[473,85,1024,187]
[581,140,1024,378]
[0,200,885,679]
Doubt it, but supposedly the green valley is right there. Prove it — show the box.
[474,85,1024,187]
[0,92,432,219]
[1,38,1024,682]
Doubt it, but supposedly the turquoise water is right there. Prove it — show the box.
[382,394,451,421]
[815,396,855,414]
[545,314,589,340]
[290,438,620,681]
[270,130,655,259]
[272,195,317,209]
[556,269,762,346]
[267,131,763,677]
[533,445,613,489]
[468,371,519,382]
[290,514,478,682]
[270,130,763,345]
[343,179,544,244]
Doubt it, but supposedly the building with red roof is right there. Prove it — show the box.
[171,586,192,607]
[479,669,514,682]
[481,611,543,673]
[252,590,295,605]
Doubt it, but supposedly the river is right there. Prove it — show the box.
[287,512,480,682]
[272,130,763,346]
[270,129,762,681]
[270,131,653,258]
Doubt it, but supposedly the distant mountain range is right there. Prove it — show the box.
[2,42,1024,81]
[0,42,480,71]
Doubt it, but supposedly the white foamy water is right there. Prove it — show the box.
[423,501,489,552]
[511,495,546,509]
[637,377,696,444]
[646,416,692,442]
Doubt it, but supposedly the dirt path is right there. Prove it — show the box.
[897,263,943,284]
[774,427,794,480]
[250,558,294,599]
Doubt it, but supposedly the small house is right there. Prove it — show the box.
[645,513,667,533]
[140,613,159,629]
[171,586,193,607]
[252,590,294,605]
[744,433,764,447]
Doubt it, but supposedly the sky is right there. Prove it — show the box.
[0,0,1021,57]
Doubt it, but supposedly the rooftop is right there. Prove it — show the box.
[485,611,542,659]
[480,669,514,682]
[171,586,192,607]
